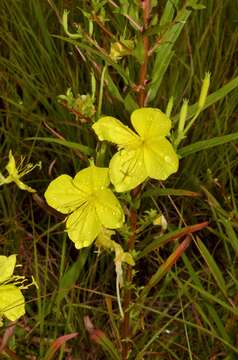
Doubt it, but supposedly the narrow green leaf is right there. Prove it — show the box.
[142,187,200,198]
[56,250,89,305]
[188,283,238,317]
[159,0,180,28]
[206,304,231,342]
[106,71,124,102]
[95,333,121,360]
[182,254,203,288]
[149,5,192,102]
[178,132,238,158]
[183,255,231,341]
[173,76,238,123]
[124,93,139,113]
[196,237,227,297]
[222,219,238,256]
[26,137,93,156]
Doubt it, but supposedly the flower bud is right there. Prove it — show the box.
[198,72,211,109]
[178,98,189,134]
[166,96,174,118]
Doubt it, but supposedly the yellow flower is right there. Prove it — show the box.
[0,255,25,326]
[44,165,125,249]
[0,150,41,192]
[93,108,179,192]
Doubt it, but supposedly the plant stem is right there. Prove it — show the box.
[97,64,108,119]
[122,4,151,358]
[138,0,151,107]
[121,208,137,359]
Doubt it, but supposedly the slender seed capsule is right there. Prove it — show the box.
[62,10,81,39]
[178,98,189,134]
[198,72,211,109]
[166,96,174,118]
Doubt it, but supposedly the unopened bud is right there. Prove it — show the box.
[198,72,211,109]
[166,96,174,118]
[178,98,189,134]
[110,39,134,61]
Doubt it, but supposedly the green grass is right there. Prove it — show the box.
[0,0,238,359]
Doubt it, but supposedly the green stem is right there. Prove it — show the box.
[97,64,107,119]
[54,233,67,340]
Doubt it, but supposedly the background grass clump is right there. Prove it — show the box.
[0,0,238,359]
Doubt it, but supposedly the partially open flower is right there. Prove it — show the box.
[0,150,41,192]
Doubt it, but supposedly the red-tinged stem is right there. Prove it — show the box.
[138,236,192,307]
[122,3,151,358]
[138,0,151,107]
[122,0,150,360]
[3,347,21,360]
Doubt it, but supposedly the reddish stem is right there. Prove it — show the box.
[122,3,151,358]
[137,0,151,107]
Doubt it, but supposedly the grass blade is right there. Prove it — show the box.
[196,237,227,297]
[178,132,238,158]
[149,2,192,103]
[26,137,93,156]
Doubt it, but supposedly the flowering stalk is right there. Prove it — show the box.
[123,1,151,358]
[137,0,151,107]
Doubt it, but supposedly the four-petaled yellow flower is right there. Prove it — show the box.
[44,165,125,249]
[0,255,25,326]
[92,108,179,192]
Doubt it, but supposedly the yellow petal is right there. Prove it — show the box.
[0,285,25,321]
[131,108,171,139]
[109,148,147,192]
[45,175,87,214]
[5,150,18,178]
[144,138,179,180]
[95,189,124,228]
[73,165,110,192]
[0,255,16,283]
[92,116,140,148]
[66,202,101,249]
